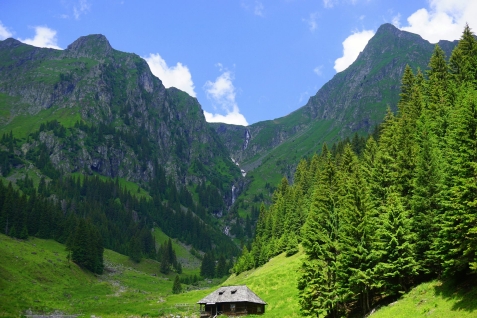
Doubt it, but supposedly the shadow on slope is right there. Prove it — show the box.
[433,274,477,314]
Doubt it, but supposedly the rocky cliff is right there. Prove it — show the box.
[0,34,240,203]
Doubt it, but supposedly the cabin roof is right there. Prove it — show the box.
[197,285,267,305]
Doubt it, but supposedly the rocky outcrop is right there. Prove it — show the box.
[0,35,240,190]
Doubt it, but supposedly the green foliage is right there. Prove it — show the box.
[172,275,182,294]
[200,252,216,278]
[233,25,477,317]
[69,218,104,274]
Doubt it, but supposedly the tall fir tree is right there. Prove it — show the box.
[299,152,344,318]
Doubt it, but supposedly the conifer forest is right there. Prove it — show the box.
[233,26,477,317]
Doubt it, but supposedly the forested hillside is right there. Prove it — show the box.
[0,34,242,271]
[211,24,458,230]
[234,25,477,317]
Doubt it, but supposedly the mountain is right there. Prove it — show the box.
[0,35,239,190]
[0,35,242,257]
[212,23,458,208]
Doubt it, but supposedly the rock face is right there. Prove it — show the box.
[212,24,458,169]
[0,35,240,192]
[302,23,457,132]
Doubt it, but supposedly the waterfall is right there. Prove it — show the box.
[243,129,251,150]
[232,185,236,204]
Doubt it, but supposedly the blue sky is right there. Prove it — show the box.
[1,1,476,126]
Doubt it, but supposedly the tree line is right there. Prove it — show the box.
[233,25,477,317]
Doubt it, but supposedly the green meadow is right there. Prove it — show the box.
[1,233,476,317]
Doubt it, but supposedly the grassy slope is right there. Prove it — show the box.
[155,247,306,318]
[152,227,201,275]
[1,233,476,317]
[0,93,81,140]
[0,233,204,317]
[372,279,477,318]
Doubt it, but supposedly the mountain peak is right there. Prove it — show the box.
[375,23,400,35]
[0,37,25,50]
[373,23,426,44]
[65,34,112,58]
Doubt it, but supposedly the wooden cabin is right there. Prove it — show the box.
[197,285,267,317]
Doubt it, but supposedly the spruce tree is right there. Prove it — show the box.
[172,275,182,294]
[216,255,227,277]
[449,24,477,84]
[375,190,417,294]
[411,116,443,274]
[200,252,216,278]
[338,145,376,314]
[299,151,344,318]
[129,235,142,263]
[438,84,477,276]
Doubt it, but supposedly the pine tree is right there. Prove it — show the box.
[411,116,443,274]
[172,275,182,294]
[375,190,417,294]
[129,235,142,263]
[160,243,170,274]
[200,252,216,278]
[438,84,477,276]
[71,219,89,269]
[338,145,376,314]
[299,152,344,318]
[216,255,227,277]
[449,24,477,84]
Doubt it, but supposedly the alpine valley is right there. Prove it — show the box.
[1,23,477,318]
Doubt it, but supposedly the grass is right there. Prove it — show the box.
[155,247,306,318]
[0,233,186,317]
[0,103,81,140]
[152,227,201,275]
[0,233,304,317]
[70,172,151,200]
[372,278,477,318]
[2,233,477,317]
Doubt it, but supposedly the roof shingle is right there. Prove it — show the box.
[197,285,267,305]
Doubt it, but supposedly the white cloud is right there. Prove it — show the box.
[392,13,401,27]
[399,0,477,43]
[323,0,336,8]
[254,1,265,17]
[18,26,62,50]
[303,12,319,32]
[314,65,324,76]
[74,0,91,20]
[0,21,13,40]
[143,53,196,97]
[203,110,249,126]
[334,29,374,72]
[203,70,248,126]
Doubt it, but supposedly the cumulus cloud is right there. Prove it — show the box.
[334,29,374,72]
[0,21,13,40]
[74,0,91,20]
[18,26,62,50]
[203,70,249,126]
[303,12,319,32]
[397,0,477,43]
[144,53,196,97]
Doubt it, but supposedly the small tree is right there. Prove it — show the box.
[172,275,182,294]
